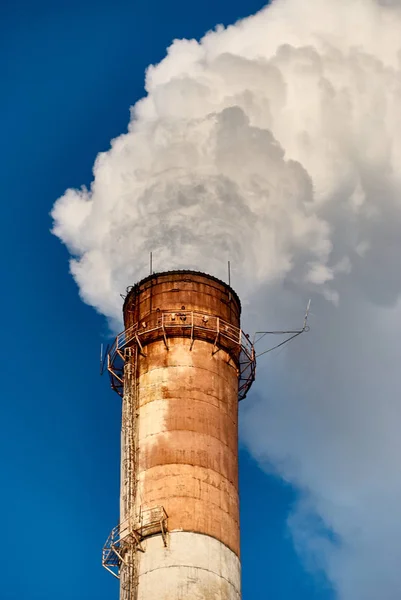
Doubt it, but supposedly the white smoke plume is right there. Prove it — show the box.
[52,0,401,597]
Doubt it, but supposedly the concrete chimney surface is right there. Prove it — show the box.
[106,271,253,600]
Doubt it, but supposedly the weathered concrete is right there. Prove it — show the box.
[123,271,241,331]
[137,532,241,600]
[135,338,240,555]
[119,272,243,600]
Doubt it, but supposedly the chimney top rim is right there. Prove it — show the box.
[122,269,242,313]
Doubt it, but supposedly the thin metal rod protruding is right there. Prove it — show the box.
[228,261,231,287]
[303,299,311,329]
[254,299,311,358]
[150,252,153,275]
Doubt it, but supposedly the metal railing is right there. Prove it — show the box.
[102,506,168,579]
[102,310,256,401]
[102,524,122,578]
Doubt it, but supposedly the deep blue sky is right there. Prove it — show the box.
[2,1,333,598]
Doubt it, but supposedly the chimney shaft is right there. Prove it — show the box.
[103,271,256,600]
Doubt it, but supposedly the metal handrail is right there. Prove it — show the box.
[104,311,253,368]
[103,310,256,401]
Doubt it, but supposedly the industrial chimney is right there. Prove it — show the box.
[102,270,256,600]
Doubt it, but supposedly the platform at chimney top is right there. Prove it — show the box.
[103,271,256,402]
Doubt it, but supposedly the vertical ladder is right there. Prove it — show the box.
[120,345,139,600]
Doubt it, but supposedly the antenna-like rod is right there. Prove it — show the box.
[303,299,311,330]
[254,299,311,359]
[150,252,153,275]
[100,343,103,375]
[228,261,231,287]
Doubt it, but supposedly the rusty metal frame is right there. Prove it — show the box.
[134,333,146,357]
[161,313,169,350]
[102,524,122,579]
[160,518,168,548]
[103,506,169,579]
[212,317,220,356]
[102,310,256,401]
[190,311,195,351]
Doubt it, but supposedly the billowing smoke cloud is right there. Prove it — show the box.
[52,0,401,597]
